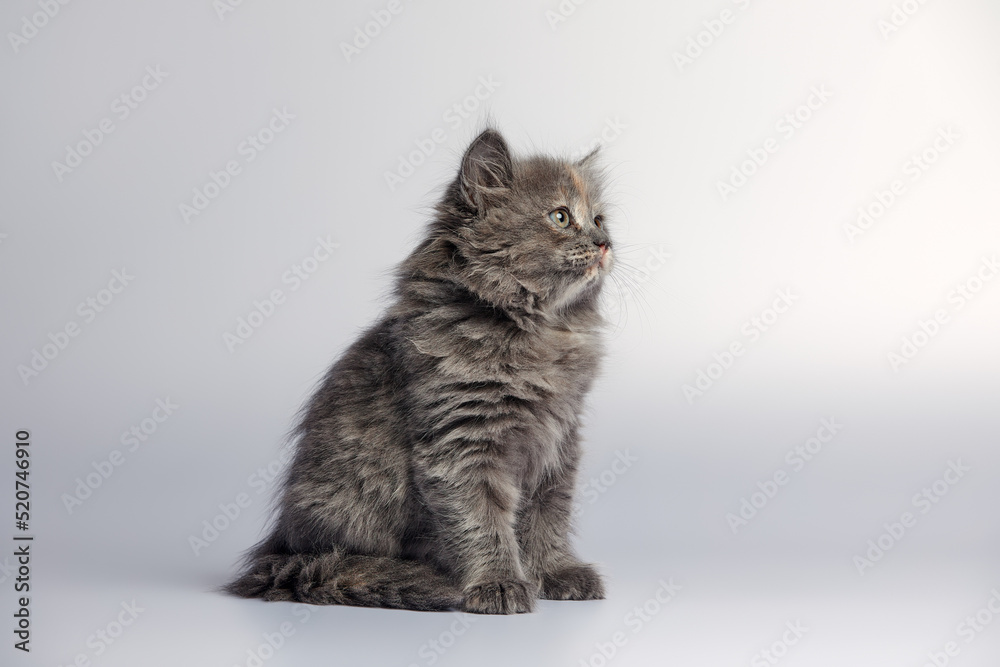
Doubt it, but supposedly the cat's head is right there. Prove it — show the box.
[430,128,614,318]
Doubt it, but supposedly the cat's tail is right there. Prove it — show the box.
[223,545,463,612]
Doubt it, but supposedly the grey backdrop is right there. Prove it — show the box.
[2,1,999,665]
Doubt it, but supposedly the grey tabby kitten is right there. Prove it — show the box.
[225,128,614,614]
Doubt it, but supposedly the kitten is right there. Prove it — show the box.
[225,128,614,614]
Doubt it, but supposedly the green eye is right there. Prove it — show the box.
[548,208,571,228]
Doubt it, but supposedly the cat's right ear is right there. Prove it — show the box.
[459,129,513,211]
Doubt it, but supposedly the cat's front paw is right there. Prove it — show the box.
[540,563,605,601]
[462,579,536,614]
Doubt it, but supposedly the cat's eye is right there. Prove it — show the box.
[548,208,571,228]
[594,215,604,229]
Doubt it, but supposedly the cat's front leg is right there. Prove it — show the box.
[517,464,606,602]
[415,442,538,614]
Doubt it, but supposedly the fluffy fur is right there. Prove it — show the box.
[225,128,614,614]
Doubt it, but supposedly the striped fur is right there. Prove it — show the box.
[226,129,613,613]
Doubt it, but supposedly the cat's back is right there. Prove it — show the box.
[291,315,415,479]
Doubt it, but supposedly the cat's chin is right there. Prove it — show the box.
[548,273,606,314]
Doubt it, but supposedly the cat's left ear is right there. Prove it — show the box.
[575,145,601,168]
[459,129,513,211]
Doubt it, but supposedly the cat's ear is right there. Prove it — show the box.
[575,145,601,168]
[459,129,513,210]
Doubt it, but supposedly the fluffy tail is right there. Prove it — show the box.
[224,546,462,612]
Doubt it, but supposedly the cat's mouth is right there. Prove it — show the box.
[587,245,613,275]
[598,244,612,270]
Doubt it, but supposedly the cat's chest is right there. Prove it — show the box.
[537,327,599,378]
[409,310,601,411]
[410,315,599,481]
[505,326,598,482]
[499,323,600,390]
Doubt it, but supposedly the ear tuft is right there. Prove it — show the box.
[459,129,513,211]
[575,145,601,168]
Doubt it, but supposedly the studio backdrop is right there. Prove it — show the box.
[2,1,999,665]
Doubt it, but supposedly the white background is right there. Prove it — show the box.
[1,0,999,665]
